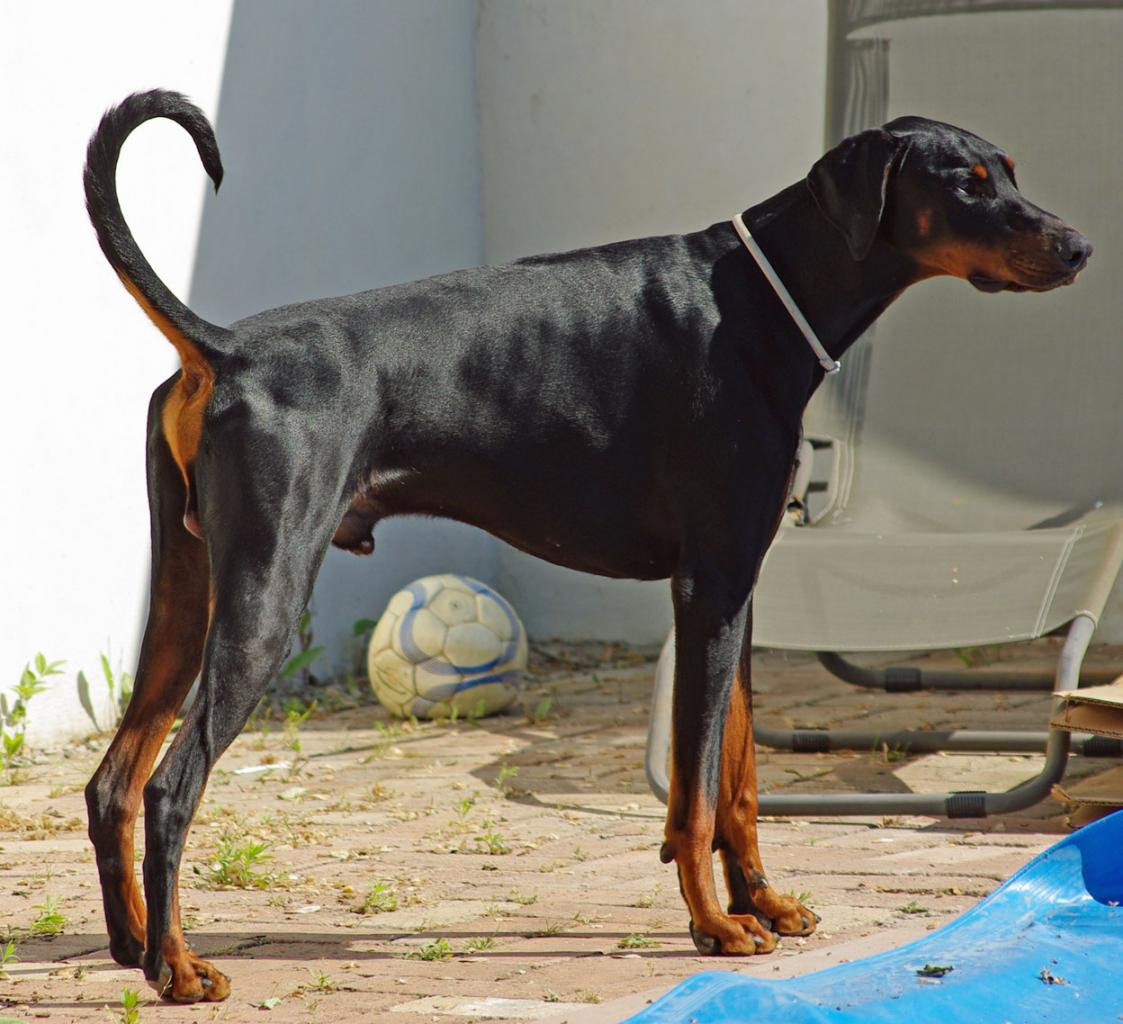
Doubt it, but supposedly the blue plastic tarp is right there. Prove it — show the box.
[624,810,1123,1024]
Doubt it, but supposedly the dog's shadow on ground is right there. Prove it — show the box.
[12,930,695,972]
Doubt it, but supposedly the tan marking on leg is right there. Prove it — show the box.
[715,665,817,937]
[664,736,775,955]
[89,509,209,959]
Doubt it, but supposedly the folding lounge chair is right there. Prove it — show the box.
[645,353,1123,818]
[645,0,1123,820]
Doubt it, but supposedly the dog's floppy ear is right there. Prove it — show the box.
[806,128,907,260]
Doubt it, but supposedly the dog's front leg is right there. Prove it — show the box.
[715,611,818,937]
[661,567,776,955]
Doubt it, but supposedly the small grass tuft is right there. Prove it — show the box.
[406,937,453,961]
[455,794,477,820]
[100,652,134,726]
[524,696,554,724]
[0,937,17,978]
[196,835,274,889]
[878,741,910,764]
[617,932,661,950]
[495,762,519,795]
[2,654,62,781]
[30,896,67,937]
[116,987,141,1024]
[473,832,511,856]
[352,883,399,915]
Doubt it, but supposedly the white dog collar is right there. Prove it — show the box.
[732,212,841,375]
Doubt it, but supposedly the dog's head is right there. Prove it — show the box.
[806,117,1091,292]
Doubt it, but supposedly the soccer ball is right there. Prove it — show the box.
[367,574,527,720]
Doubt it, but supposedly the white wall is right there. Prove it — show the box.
[0,1,234,744]
[477,0,828,642]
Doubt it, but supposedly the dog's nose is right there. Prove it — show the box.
[1057,232,1092,271]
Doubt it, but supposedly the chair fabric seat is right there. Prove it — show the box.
[755,517,1123,652]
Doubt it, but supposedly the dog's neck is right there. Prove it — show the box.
[741,182,921,362]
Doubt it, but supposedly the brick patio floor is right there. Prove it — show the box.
[0,640,1117,1023]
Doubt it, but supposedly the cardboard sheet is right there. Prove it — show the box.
[1051,766,1123,827]
[1051,679,1123,738]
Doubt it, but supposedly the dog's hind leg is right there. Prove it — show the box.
[139,440,341,1002]
[86,380,210,969]
[715,613,818,938]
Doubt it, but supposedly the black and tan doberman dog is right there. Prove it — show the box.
[83,90,1090,1001]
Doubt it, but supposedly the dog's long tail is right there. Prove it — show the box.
[84,90,231,364]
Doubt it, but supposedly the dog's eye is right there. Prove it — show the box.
[952,174,990,198]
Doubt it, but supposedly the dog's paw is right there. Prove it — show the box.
[762,892,820,937]
[147,951,231,1003]
[688,913,778,956]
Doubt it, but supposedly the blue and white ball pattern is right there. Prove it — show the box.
[367,575,526,719]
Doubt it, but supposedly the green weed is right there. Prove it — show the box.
[100,652,134,724]
[407,937,453,961]
[2,654,62,778]
[282,698,318,753]
[455,794,477,820]
[280,610,325,681]
[473,832,510,855]
[116,987,141,1024]
[196,836,273,889]
[877,741,910,764]
[953,644,1001,668]
[352,618,378,640]
[352,883,399,914]
[494,761,520,798]
[30,896,66,936]
[0,937,17,978]
[524,696,554,724]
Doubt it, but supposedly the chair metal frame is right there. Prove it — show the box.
[646,614,1121,817]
